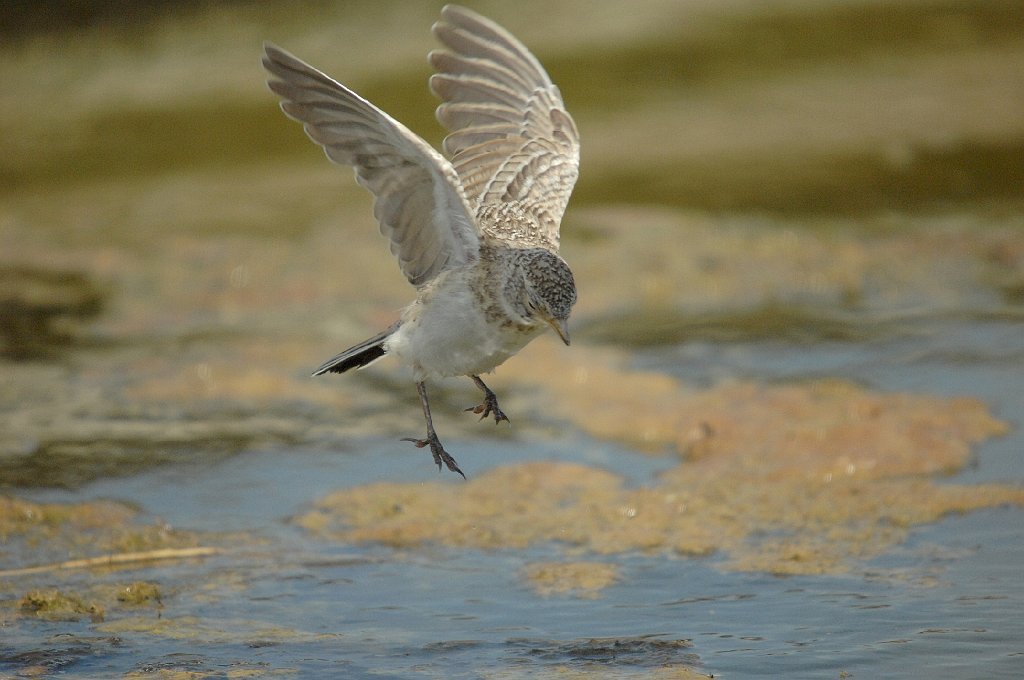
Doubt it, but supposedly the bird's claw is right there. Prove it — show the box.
[465,395,510,424]
[401,436,465,479]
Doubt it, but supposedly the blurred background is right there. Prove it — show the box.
[2,1,1023,677]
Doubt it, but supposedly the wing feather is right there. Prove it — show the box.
[429,5,580,244]
[263,42,479,287]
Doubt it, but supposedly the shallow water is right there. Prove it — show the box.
[2,1,1024,678]
[6,315,1022,678]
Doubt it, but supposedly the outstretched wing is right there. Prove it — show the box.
[263,43,480,287]
[429,4,580,244]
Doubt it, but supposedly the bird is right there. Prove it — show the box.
[262,4,579,477]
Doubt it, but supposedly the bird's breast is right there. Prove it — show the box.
[386,277,543,380]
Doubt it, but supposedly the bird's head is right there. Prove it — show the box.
[518,249,577,345]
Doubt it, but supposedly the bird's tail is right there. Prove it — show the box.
[311,321,400,376]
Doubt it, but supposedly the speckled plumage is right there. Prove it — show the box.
[263,5,579,476]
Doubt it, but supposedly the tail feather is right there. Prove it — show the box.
[312,322,400,376]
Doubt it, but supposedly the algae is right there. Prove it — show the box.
[18,589,104,622]
[115,581,163,606]
[297,366,1019,578]
[522,561,620,598]
[486,635,705,679]
[0,0,1022,646]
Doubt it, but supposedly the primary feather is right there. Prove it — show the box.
[262,43,480,287]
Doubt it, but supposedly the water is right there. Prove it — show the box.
[6,479,1022,678]
[3,317,1020,678]
[3,1,1024,677]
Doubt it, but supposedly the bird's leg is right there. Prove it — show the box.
[401,381,465,478]
[465,375,510,424]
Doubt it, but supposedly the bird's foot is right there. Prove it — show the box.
[401,434,465,479]
[465,392,510,424]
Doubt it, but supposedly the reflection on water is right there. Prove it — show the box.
[2,0,1024,677]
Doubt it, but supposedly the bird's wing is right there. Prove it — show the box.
[263,43,480,287]
[429,4,580,245]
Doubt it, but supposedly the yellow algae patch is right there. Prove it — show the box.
[124,671,298,680]
[1,495,197,570]
[564,206,1024,322]
[97,615,214,639]
[0,495,136,541]
[18,589,105,622]
[122,672,210,680]
[485,667,710,680]
[522,561,620,598]
[510,343,1007,474]
[13,580,167,626]
[298,462,624,549]
[482,635,706,679]
[97,614,331,647]
[114,581,163,606]
[298,369,1020,576]
[0,495,232,592]
[225,670,299,679]
[713,478,1024,575]
[566,206,871,319]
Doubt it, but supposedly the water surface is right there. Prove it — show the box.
[2,1,1023,678]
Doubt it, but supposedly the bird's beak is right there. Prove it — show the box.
[547,317,571,346]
